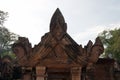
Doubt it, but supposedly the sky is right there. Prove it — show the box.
[0,0,120,46]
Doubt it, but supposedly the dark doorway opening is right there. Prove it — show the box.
[47,68,71,80]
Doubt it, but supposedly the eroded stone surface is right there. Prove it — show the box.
[12,8,104,80]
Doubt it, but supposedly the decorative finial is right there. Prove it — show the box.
[50,8,67,40]
[50,8,67,33]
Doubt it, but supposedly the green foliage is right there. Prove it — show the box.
[0,27,18,49]
[0,10,19,59]
[98,28,120,62]
[0,10,8,26]
[1,51,16,59]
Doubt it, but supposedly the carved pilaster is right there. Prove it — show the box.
[36,66,46,80]
[71,67,82,80]
[86,65,95,80]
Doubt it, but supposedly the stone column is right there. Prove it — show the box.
[22,67,32,80]
[36,66,46,80]
[86,63,95,80]
[71,67,82,80]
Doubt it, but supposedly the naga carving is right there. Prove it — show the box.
[12,37,32,66]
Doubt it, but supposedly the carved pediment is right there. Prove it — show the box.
[12,8,104,67]
[28,9,81,66]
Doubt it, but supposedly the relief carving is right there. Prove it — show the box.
[12,8,104,68]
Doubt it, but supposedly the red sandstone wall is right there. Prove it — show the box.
[94,58,114,80]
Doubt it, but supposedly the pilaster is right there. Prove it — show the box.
[71,67,82,80]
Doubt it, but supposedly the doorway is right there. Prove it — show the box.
[46,68,71,80]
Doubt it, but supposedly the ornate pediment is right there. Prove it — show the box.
[30,8,80,66]
[12,8,104,67]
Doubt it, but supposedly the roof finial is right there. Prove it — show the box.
[50,8,67,33]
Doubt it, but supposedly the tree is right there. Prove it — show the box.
[0,27,19,58]
[98,28,120,62]
[0,10,19,58]
[0,10,8,26]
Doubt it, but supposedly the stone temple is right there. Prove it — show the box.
[12,8,117,80]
